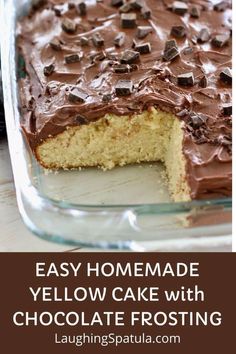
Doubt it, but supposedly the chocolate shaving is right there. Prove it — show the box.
[120,50,140,64]
[32,0,47,10]
[212,34,229,48]
[80,36,89,46]
[198,28,210,43]
[214,1,228,11]
[141,7,151,19]
[102,94,112,102]
[163,43,179,62]
[68,2,76,10]
[111,0,124,7]
[165,39,178,52]
[121,13,137,28]
[92,33,104,47]
[74,115,89,125]
[136,26,152,39]
[220,67,232,85]
[171,25,186,38]
[134,42,151,54]
[114,32,126,47]
[119,3,132,13]
[222,103,232,116]
[115,80,134,96]
[183,47,193,55]
[65,53,82,64]
[68,88,88,103]
[130,0,143,10]
[43,64,55,77]
[77,1,87,16]
[54,6,61,17]
[177,72,195,86]
[199,76,208,88]
[113,64,130,73]
[49,39,62,51]
[190,6,201,18]
[172,1,188,15]
[61,18,77,34]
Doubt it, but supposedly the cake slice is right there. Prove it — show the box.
[17,0,232,201]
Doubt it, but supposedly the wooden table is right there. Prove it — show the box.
[0,137,231,252]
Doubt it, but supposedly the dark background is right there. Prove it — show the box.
[0,253,235,354]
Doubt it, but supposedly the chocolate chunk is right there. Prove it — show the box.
[113,64,130,73]
[141,7,151,19]
[121,13,137,28]
[107,53,118,61]
[198,28,210,43]
[32,0,47,10]
[102,94,112,102]
[65,53,82,64]
[212,34,229,48]
[183,46,193,55]
[135,42,151,54]
[119,3,132,13]
[115,80,134,96]
[130,64,138,71]
[191,36,198,45]
[89,51,106,63]
[132,39,138,49]
[62,18,77,34]
[136,26,152,39]
[75,115,88,124]
[92,33,104,47]
[77,1,87,16]
[165,39,178,52]
[170,25,186,38]
[220,68,232,85]
[130,0,143,10]
[120,50,140,64]
[111,0,124,7]
[100,60,110,72]
[80,36,89,46]
[172,1,188,15]
[68,2,75,9]
[177,109,189,117]
[190,114,205,129]
[222,103,232,116]
[54,6,61,17]
[214,1,228,11]
[163,46,179,61]
[68,88,88,103]
[114,32,126,47]
[199,75,208,88]
[96,51,106,61]
[43,64,55,77]
[217,135,232,149]
[49,39,62,51]
[177,72,195,86]
[190,6,201,18]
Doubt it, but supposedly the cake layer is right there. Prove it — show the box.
[17,0,232,200]
[36,108,191,201]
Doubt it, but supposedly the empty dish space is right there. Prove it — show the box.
[36,161,170,205]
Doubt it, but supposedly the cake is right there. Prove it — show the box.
[17,0,232,201]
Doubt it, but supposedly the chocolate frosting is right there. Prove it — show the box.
[17,0,232,199]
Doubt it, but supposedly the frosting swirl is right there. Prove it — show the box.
[17,0,232,199]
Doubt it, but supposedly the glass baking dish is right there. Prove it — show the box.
[0,0,232,251]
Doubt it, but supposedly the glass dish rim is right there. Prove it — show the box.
[0,0,232,253]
